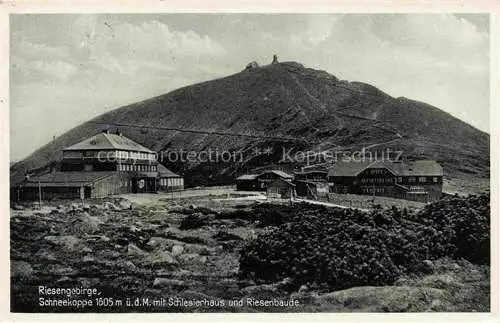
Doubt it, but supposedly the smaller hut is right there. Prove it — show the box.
[236,174,258,191]
[266,178,295,199]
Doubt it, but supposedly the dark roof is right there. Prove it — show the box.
[157,164,181,178]
[63,132,154,153]
[22,171,116,187]
[328,160,443,177]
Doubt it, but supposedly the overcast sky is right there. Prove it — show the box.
[10,13,490,161]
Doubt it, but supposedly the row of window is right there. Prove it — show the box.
[116,151,156,160]
[159,178,183,186]
[369,169,385,175]
[361,178,393,184]
[117,164,157,172]
[362,187,387,193]
[360,176,439,184]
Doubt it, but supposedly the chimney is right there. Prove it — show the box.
[115,129,122,136]
[102,129,110,134]
[272,54,278,64]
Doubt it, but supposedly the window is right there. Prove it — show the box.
[408,177,416,183]
[433,177,438,183]
[419,177,426,183]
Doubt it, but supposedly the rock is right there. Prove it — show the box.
[124,261,136,270]
[11,261,33,279]
[420,259,435,274]
[117,200,132,210]
[146,251,179,268]
[178,253,207,265]
[83,255,94,262]
[127,243,147,256]
[44,235,80,250]
[171,245,184,256]
[34,249,57,262]
[43,264,77,276]
[146,237,168,249]
[12,204,25,210]
[298,285,309,294]
[153,278,185,289]
[104,202,120,211]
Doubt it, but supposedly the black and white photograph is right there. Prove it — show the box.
[3,3,498,318]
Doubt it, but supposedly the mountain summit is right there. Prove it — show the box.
[10,61,489,187]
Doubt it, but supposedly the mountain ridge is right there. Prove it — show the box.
[10,61,489,188]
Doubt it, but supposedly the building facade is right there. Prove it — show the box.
[14,130,183,200]
[236,170,294,191]
[328,160,443,202]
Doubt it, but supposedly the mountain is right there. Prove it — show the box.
[10,61,489,189]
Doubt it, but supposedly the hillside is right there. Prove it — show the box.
[10,61,489,188]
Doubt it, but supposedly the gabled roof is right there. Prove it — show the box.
[63,132,154,153]
[236,174,258,180]
[22,171,116,187]
[328,159,443,177]
[327,160,373,177]
[401,160,443,176]
[268,178,296,187]
[260,170,294,179]
[157,164,181,178]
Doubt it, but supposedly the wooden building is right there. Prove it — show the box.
[236,174,259,191]
[14,130,183,200]
[236,170,294,191]
[327,159,443,202]
[157,164,184,192]
[266,178,296,199]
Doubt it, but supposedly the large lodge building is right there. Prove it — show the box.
[14,130,184,200]
[236,159,444,202]
[327,159,443,202]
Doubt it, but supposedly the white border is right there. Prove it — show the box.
[0,1,498,322]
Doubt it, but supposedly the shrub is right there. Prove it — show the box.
[239,194,489,290]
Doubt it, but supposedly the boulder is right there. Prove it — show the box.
[153,278,185,289]
[178,253,207,265]
[146,251,179,268]
[171,245,184,256]
[127,243,147,256]
[104,202,120,211]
